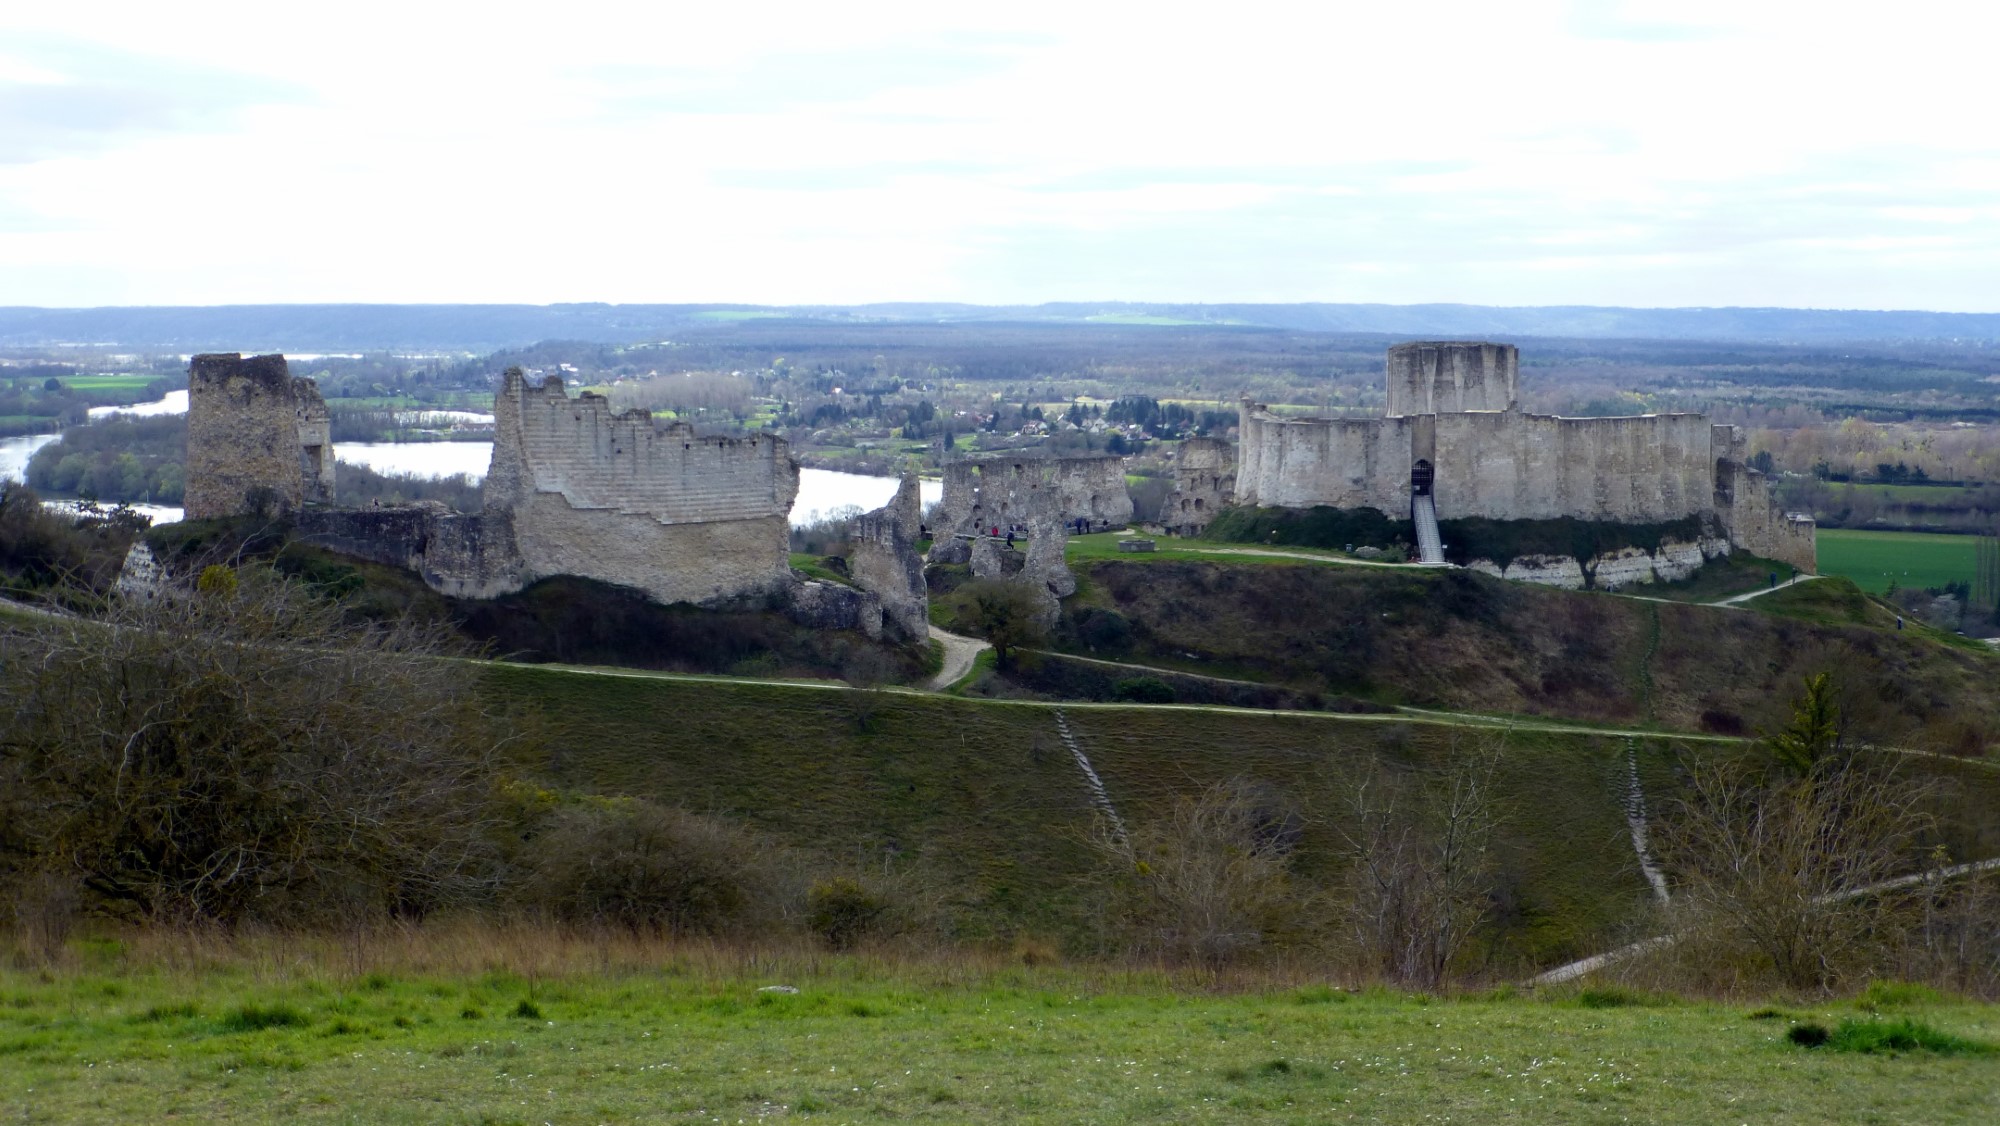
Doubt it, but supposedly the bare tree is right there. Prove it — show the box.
[0,567,508,925]
[1654,752,1934,992]
[1331,739,1502,989]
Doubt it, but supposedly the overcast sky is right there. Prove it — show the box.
[2,1,1996,310]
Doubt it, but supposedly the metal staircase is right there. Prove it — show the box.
[1412,492,1445,564]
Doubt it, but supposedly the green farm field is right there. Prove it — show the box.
[55,374,162,393]
[5,936,1999,1124]
[1817,528,1979,594]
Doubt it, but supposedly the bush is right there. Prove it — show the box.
[1112,676,1177,704]
[807,877,890,950]
[1790,1018,1995,1055]
[0,482,148,596]
[0,570,503,924]
[515,801,789,934]
[941,579,1048,669]
[219,1005,308,1033]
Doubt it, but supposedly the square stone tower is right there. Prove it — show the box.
[184,352,335,519]
[1385,341,1518,415]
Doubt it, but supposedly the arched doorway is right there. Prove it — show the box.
[1411,459,1435,497]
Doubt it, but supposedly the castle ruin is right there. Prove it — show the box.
[1176,341,1816,577]
[925,448,1130,617]
[187,356,926,641]
[184,353,334,519]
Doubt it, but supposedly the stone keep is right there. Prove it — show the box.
[1220,340,1816,575]
[1385,341,1518,415]
[185,353,335,519]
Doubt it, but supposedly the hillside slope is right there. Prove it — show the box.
[1055,562,2000,753]
[491,663,2000,971]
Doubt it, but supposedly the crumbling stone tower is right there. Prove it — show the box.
[185,353,335,519]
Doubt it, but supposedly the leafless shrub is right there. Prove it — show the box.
[9,872,81,963]
[1904,869,2000,995]
[1092,781,1308,967]
[1329,740,1502,989]
[0,567,507,925]
[1654,753,1935,993]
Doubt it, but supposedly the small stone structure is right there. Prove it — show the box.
[183,357,923,638]
[1162,437,1234,536]
[1187,341,1816,578]
[184,353,334,519]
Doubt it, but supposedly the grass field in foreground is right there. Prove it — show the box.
[1817,528,1979,594]
[4,939,1998,1124]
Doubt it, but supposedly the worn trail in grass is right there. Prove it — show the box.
[5,954,1999,1124]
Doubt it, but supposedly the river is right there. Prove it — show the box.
[8,392,940,527]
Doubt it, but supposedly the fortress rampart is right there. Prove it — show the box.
[926,448,1121,621]
[848,474,928,640]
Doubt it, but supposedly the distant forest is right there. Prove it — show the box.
[3,301,1999,353]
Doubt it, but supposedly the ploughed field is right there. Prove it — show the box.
[4,940,1998,1124]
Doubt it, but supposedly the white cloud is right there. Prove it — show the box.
[0,1,1996,309]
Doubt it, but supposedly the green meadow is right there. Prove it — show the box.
[1817,528,1979,594]
[4,937,1998,1123]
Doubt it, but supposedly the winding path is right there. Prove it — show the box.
[926,624,989,690]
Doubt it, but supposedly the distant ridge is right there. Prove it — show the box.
[3,301,1998,352]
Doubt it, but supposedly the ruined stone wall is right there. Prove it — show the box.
[185,353,334,518]
[490,370,796,525]
[1709,423,1817,573]
[294,506,525,598]
[844,474,929,640]
[486,369,799,605]
[1431,411,1715,523]
[932,450,1133,534]
[1164,437,1235,535]
[1234,403,1414,512]
[1385,341,1518,415]
[296,381,334,503]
